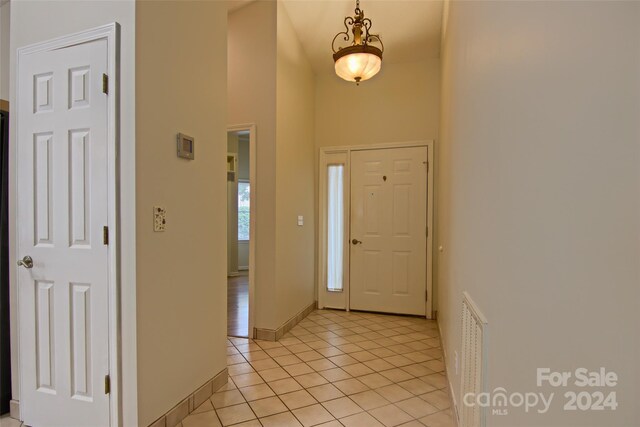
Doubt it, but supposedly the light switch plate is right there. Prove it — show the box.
[297,215,304,226]
[154,206,166,232]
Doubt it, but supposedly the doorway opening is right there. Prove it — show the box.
[318,142,435,318]
[227,125,256,338]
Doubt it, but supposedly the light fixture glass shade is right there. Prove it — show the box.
[331,1,384,84]
[334,52,382,83]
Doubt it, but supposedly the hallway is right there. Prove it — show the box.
[182,309,454,427]
[228,274,249,338]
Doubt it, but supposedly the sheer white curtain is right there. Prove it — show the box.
[327,165,344,291]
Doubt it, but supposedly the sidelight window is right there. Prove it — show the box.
[327,165,344,292]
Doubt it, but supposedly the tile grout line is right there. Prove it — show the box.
[229,338,270,425]
[215,309,452,427]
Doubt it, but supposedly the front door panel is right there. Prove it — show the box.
[350,147,427,316]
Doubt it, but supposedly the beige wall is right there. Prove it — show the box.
[238,137,249,180]
[135,2,227,425]
[0,1,9,102]
[9,2,138,424]
[315,59,440,149]
[315,59,441,312]
[227,133,239,275]
[274,2,316,328]
[227,133,250,274]
[228,0,279,329]
[228,2,316,331]
[438,1,640,426]
[238,137,250,269]
[238,241,249,270]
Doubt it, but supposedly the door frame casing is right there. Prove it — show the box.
[12,23,121,425]
[227,124,256,338]
[318,140,435,318]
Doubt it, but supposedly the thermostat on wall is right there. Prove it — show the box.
[177,133,195,160]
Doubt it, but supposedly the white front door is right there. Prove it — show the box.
[350,147,428,316]
[17,38,111,427]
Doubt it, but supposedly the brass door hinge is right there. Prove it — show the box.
[102,74,109,95]
[103,226,109,245]
[104,374,111,394]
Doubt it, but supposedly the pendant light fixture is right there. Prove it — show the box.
[332,0,384,85]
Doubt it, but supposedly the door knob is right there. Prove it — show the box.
[351,239,362,245]
[17,256,34,269]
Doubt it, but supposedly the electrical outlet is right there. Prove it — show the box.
[454,350,459,375]
[297,215,304,226]
[154,206,166,232]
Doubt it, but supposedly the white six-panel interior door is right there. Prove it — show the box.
[17,38,111,427]
[349,147,428,316]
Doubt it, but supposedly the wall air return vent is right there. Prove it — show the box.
[460,291,488,427]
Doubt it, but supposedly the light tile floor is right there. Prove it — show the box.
[182,309,455,427]
[0,310,455,427]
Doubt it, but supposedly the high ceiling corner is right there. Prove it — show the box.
[282,0,443,76]
[227,0,255,14]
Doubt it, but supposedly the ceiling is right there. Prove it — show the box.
[227,0,443,76]
[281,0,443,75]
[227,0,254,13]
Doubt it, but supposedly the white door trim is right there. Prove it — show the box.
[318,140,435,319]
[13,23,121,426]
[227,124,256,338]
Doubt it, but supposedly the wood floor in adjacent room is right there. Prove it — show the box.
[228,273,249,338]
